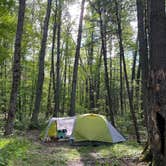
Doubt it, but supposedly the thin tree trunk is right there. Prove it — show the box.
[69,0,85,116]
[131,41,138,91]
[119,38,124,115]
[62,52,67,115]
[62,28,69,115]
[88,32,95,110]
[31,0,52,126]
[51,1,57,109]
[54,0,62,117]
[29,49,36,116]
[135,62,141,111]
[136,0,149,128]
[131,39,138,109]
[115,0,140,142]
[46,75,52,118]
[4,61,7,119]
[99,11,115,126]
[46,2,58,118]
[96,49,102,103]
[4,0,26,135]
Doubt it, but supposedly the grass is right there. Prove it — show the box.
[0,134,146,166]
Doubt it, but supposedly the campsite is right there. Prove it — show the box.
[0,114,147,166]
[0,0,166,165]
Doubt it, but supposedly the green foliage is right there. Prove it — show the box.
[0,1,16,64]
[0,138,30,166]
[75,103,89,114]
[0,136,144,166]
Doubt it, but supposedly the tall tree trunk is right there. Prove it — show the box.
[115,0,140,142]
[29,48,36,116]
[4,61,7,119]
[46,11,57,118]
[4,0,26,135]
[148,0,166,164]
[88,32,95,110]
[99,11,115,126]
[135,62,141,111]
[31,0,52,125]
[136,0,149,128]
[131,39,138,111]
[119,36,124,115]
[62,28,69,115]
[51,0,57,111]
[54,0,62,117]
[119,52,124,114]
[96,49,102,103]
[131,40,138,94]
[69,0,85,116]
[62,50,67,115]
[46,75,52,118]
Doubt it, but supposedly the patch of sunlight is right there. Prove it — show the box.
[96,141,143,158]
[0,137,31,166]
[64,149,81,160]
[0,138,12,148]
[54,147,81,160]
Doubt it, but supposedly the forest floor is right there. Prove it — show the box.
[0,129,149,166]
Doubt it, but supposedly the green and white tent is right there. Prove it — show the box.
[44,113,126,143]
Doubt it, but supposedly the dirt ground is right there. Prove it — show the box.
[24,130,149,166]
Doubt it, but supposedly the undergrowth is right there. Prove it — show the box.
[0,135,146,166]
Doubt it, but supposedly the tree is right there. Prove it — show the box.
[54,0,62,117]
[136,0,148,128]
[4,0,26,135]
[88,32,95,110]
[69,0,86,116]
[46,1,57,118]
[148,0,166,164]
[99,9,115,126]
[115,0,140,142]
[31,0,52,126]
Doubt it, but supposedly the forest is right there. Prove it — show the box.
[0,0,166,165]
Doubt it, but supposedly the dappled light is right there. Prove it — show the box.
[0,0,166,165]
[0,136,146,165]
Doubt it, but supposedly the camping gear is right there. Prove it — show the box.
[44,116,75,140]
[57,129,67,139]
[43,114,125,143]
[48,121,57,137]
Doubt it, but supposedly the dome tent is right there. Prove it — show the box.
[43,114,125,143]
[70,114,126,143]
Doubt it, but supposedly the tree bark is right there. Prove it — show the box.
[96,49,102,103]
[136,0,149,128]
[51,0,57,114]
[88,32,95,110]
[69,0,85,116]
[31,0,52,125]
[131,39,138,103]
[4,0,26,135]
[54,0,62,117]
[119,36,124,115]
[62,27,70,115]
[148,0,166,164]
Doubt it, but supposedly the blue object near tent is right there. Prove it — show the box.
[57,129,67,139]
